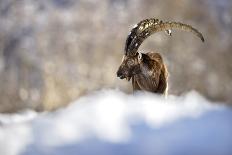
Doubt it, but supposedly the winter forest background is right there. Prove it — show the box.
[0,0,232,112]
[0,1,232,155]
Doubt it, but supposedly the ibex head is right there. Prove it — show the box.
[117,52,143,81]
[117,18,204,81]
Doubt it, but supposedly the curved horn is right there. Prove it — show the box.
[125,18,204,56]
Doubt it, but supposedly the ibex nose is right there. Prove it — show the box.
[117,71,122,77]
[117,71,124,79]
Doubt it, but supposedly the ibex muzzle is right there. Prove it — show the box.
[117,54,141,81]
[117,18,204,95]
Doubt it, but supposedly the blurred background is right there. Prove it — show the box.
[0,0,231,112]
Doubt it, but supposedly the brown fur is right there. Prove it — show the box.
[117,52,168,95]
[117,18,204,95]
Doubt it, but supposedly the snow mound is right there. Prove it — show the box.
[0,90,231,155]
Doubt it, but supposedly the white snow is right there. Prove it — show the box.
[0,90,231,155]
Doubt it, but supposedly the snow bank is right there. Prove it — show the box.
[0,90,231,155]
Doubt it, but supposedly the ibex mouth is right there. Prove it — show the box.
[118,75,125,79]
[118,75,131,81]
[117,72,131,81]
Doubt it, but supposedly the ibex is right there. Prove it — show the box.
[116,18,204,95]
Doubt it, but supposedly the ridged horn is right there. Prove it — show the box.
[125,18,204,56]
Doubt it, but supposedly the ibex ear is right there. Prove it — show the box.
[138,52,143,63]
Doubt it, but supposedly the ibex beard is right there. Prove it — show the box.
[117,18,204,95]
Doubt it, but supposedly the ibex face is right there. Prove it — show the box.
[117,53,142,81]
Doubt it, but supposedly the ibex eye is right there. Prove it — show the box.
[127,60,134,66]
